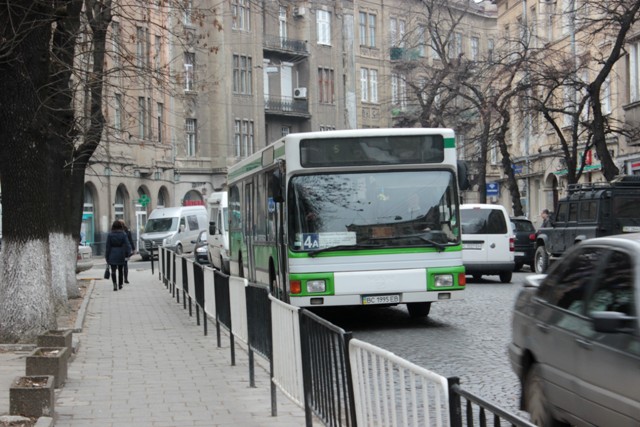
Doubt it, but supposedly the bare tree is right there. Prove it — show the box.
[526,0,640,184]
[0,0,204,342]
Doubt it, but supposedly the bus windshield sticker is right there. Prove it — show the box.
[298,232,357,250]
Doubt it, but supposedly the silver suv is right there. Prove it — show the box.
[509,234,639,427]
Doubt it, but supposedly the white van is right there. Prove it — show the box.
[139,205,208,260]
[206,192,229,273]
[460,203,515,283]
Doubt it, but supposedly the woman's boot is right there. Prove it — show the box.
[113,281,118,291]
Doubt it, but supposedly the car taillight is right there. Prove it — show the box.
[529,233,536,241]
[509,237,515,251]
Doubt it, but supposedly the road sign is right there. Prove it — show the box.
[512,164,523,174]
[486,182,500,197]
[138,194,150,207]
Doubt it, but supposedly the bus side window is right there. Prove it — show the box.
[229,185,241,230]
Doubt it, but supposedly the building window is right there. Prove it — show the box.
[390,18,405,48]
[630,40,640,103]
[186,118,197,156]
[318,67,334,104]
[602,75,611,115]
[360,68,368,102]
[136,27,145,68]
[418,25,426,57]
[370,69,378,103]
[157,102,164,143]
[317,10,331,45]
[359,12,376,47]
[391,74,406,108]
[111,21,121,67]
[488,39,494,63]
[471,36,479,62]
[233,54,253,94]
[279,6,287,41]
[138,97,146,139]
[232,0,251,31]
[115,93,122,132]
[184,0,193,25]
[234,119,254,157]
[320,125,336,131]
[360,68,378,103]
[184,52,195,91]
[281,126,290,137]
[390,18,397,47]
[154,35,162,72]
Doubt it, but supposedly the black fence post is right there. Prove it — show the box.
[448,377,462,427]
[150,245,155,275]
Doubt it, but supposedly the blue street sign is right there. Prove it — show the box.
[512,164,523,174]
[486,182,500,197]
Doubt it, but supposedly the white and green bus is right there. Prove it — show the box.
[227,128,469,317]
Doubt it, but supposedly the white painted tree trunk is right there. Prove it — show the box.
[49,233,70,309]
[0,240,56,343]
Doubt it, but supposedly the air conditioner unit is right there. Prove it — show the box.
[293,7,306,17]
[294,87,307,99]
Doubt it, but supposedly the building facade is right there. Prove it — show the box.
[76,0,498,253]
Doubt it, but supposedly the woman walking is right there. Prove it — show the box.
[105,220,132,291]
[119,220,136,284]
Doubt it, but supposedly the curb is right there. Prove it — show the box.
[73,280,95,333]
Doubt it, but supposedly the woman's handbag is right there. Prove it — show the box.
[104,266,110,280]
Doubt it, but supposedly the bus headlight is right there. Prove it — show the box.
[434,274,454,288]
[306,280,326,293]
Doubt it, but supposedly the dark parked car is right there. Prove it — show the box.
[192,230,208,264]
[509,234,639,427]
[510,217,536,271]
[534,175,640,273]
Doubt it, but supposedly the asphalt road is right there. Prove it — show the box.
[312,270,535,420]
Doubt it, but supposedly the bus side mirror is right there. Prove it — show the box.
[457,160,470,191]
[209,221,216,235]
[271,168,284,203]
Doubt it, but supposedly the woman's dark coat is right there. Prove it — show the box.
[105,231,132,266]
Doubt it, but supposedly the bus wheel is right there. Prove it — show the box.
[407,302,431,318]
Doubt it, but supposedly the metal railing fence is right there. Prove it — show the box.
[156,248,534,427]
[300,309,356,427]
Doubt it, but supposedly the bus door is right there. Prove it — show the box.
[244,181,256,281]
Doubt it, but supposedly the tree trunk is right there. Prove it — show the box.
[0,0,57,342]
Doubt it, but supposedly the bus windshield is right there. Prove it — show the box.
[288,170,459,251]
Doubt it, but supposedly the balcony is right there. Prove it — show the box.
[263,34,309,57]
[264,95,310,118]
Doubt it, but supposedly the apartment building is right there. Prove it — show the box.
[81,0,497,253]
[493,0,640,219]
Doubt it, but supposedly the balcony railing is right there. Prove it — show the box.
[264,95,309,116]
[263,34,308,55]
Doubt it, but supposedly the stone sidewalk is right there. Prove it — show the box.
[2,265,310,426]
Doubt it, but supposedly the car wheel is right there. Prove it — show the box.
[514,262,523,272]
[499,271,512,283]
[525,364,567,427]
[407,302,431,318]
[141,255,150,261]
[175,244,183,255]
[535,246,549,273]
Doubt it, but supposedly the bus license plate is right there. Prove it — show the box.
[463,243,482,250]
[362,294,400,305]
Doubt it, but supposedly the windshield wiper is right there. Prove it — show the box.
[416,235,447,252]
[308,243,382,257]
